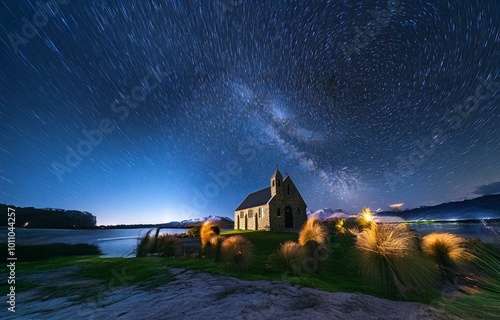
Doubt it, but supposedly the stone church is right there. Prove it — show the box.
[234,169,307,231]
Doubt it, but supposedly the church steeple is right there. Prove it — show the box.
[270,168,283,197]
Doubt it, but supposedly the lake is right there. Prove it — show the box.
[1,221,498,258]
[0,227,189,258]
[410,220,500,244]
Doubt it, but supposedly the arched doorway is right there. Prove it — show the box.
[285,205,293,228]
[255,215,258,230]
[244,214,248,230]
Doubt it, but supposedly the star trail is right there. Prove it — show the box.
[1,1,499,224]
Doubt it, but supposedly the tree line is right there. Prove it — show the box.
[0,204,97,229]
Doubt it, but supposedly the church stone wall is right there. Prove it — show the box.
[269,193,306,231]
[234,205,270,230]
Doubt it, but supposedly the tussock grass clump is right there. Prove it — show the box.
[200,221,221,259]
[156,234,180,257]
[335,219,347,236]
[358,207,374,229]
[137,232,180,257]
[326,218,358,235]
[208,235,225,262]
[298,216,330,273]
[269,241,306,274]
[299,216,329,247]
[421,233,474,271]
[188,226,201,237]
[220,235,253,269]
[136,233,155,257]
[355,223,437,298]
[200,221,221,249]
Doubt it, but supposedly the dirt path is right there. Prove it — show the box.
[8,267,459,320]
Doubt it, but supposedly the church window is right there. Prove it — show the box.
[240,211,244,218]
[259,207,264,218]
[248,209,254,218]
[272,180,275,187]
[277,208,281,216]
[278,179,280,187]
[287,184,290,195]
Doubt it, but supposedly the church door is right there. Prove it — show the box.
[285,205,293,228]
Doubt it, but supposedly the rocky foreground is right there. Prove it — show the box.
[9,267,459,320]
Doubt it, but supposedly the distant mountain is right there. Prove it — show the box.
[377,194,500,221]
[307,208,356,221]
[161,215,234,229]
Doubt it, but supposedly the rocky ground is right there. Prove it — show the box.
[7,267,460,320]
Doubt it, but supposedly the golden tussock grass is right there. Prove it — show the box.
[298,216,330,274]
[299,216,329,247]
[200,221,221,249]
[335,219,347,235]
[358,207,374,229]
[220,235,253,268]
[355,223,437,298]
[276,241,306,272]
[356,223,413,259]
[421,233,474,270]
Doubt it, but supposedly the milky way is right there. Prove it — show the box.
[1,1,499,224]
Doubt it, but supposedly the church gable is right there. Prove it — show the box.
[282,176,307,207]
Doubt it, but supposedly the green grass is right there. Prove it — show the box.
[0,256,173,300]
[76,257,172,288]
[440,242,500,319]
[222,229,258,234]
[442,291,500,319]
[165,231,402,300]
[0,242,100,261]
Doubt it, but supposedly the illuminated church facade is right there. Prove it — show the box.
[234,169,307,231]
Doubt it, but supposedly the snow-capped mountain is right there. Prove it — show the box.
[307,208,356,221]
[161,215,234,228]
[377,194,500,221]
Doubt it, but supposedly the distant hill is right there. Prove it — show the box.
[0,203,97,229]
[160,215,234,229]
[307,208,355,221]
[377,194,500,221]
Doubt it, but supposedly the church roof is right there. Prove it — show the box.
[235,187,272,211]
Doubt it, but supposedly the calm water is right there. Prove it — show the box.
[410,221,500,244]
[1,222,498,258]
[0,227,189,258]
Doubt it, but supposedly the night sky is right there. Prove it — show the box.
[1,1,499,225]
